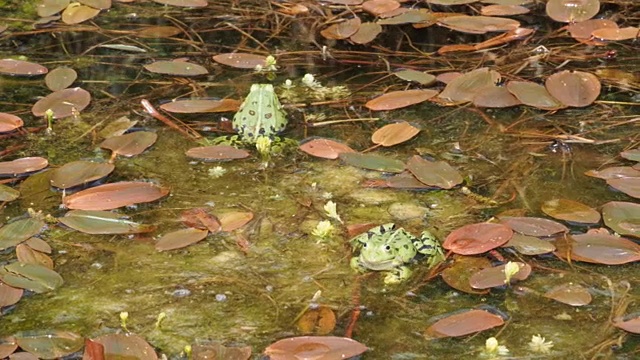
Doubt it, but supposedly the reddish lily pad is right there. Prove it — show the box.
[144,60,208,76]
[0,157,48,177]
[543,283,592,306]
[92,333,158,360]
[100,131,158,157]
[406,155,463,189]
[186,145,251,161]
[438,15,520,34]
[472,85,521,108]
[541,198,601,224]
[0,59,48,76]
[320,17,361,40]
[63,181,170,210]
[371,121,420,147]
[16,244,53,269]
[614,316,640,334]
[136,25,182,38]
[499,216,568,236]
[159,99,241,113]
[218,211,254,232]
[393,69,436,85]
[365,89,439,110]
[0,281,23,307]
[601,201,640,238]
[438,67,501,103]
[339,153,405,173]
[503,233,556,255]
[298,138,356,159]
[545,70,601,107]
[14,331,83,359]
[555,233,640,265]
[212,53,268,69]
[0,113,24,133]
[607,177,640,199]
[50,160,115,189]
[155,228,209,251]
[44,67,77,91]
[59,210,156,234]
[469,262,531,289]
[425,309,505,338]
[0,262,63,293]
[180,208,221,232]
[349,22,383,44]
[443,223,513,255]
[31,87,91,119]
[263,336,367,360]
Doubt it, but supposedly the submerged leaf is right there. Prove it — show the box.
[59,210,156,234]
[339,153,405,173]
[155,228,209,251]
[406,155,463,189]
[544,283,592,306]
[0,262,63,293]
[50,160,115,189]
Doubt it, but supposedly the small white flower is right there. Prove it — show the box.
[323,200,343,223]
[312,220,334,238]
[208,166,227,178]
[283,79,293,88]
[482,337,509,358]
[302,73,322,88]
[255,136,272,156]
[529,334,554,353]
[503,261,520,284]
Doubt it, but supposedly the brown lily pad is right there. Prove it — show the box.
[0,113,24,133]
[63,181,170,210]
[0,59,48,76]
[469,262,531,289]
[50,160,115,189]
[0,157,48,177]
[263,336,367,359]
[298,138,356,159]
[443,223,513,255]
[425,309,505,338]
[541,198,601,224]
[499,216,568,236]
[406,155,463,189]
[365,89,439,111]
[186,145,251,161]
[601,201,640,238]
[31,87,91,119]
[543,283,592,306]
[100,131,158,157]
[155,228,209,251]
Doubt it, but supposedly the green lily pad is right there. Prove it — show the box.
[0,262,63,293]
[58,210,156,234]
[339,153,405,173]
[0,218,45,250]
[0,184,19,202]
[407,155,463,189]
[602,201,640,238]
[14,330,83,359]
[541,198,601,224]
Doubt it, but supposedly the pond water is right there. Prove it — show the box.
[1,0,639,359]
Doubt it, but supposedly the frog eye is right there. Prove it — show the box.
[384,245,391,251]
[362,243,367,248]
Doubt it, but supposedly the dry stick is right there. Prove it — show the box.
[344,276,363,339]
[224,22,270,52]
[140,99,201,140]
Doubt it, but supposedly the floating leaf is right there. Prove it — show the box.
[349,22,382,44]
[0,218,45,251]
[298,138,356,159]
[44,67,77,91]
[365,89,438,110]
[585,166,640,180]
[0,59,48,76]
[155,228,209,251]
[567,19,618,44]
[297,305,337,335]
[541,198,601,224]
[180,208,221,232]
[152,0,207,7]
[601,201,640,238]
[0,184,20,202]
[362,0,400,16]
[0,157,48,177]
[186,145,251,161]
[63,181,170,210]
[543,283,592,306]
[218,211,254,232]
[31,87,91,119]
[371,121,420,147]
[99,116,138,139]
[481,4,530,16]
[92,333,158,360]
[144,60,208,76]
[339,153,405,173]
[545,70,600,107]
[0,262,63,293]
[472,85,521,108]
[59,210,156,234]
[506,81,565,110]
[62,3,100,24]
[79,0,111,9]
[546,0,600,23]
[25,238,52,254]
[443,223,513,255]
[192,342,252,360]
[439,68,500,103]
[406,155,463,189]
[469,262,531,289]
[263,336,367,360]
[0,112,24,132]
[159,99,240,113]
[16,244,53,269]
[438,15,520,34]
[441,255,491,295]
[50,160,115,189]
[362,171,434,190]
[614,316,640,334]
[425,309,505,338]
[393,69,436,85]
[607,177,640,199]
[499,216,568,236]
[427,0,476,4]
[136,25,182,38]
[37,0,71,17]
[14,331,83,359]
[377,9,435,25]
[556,233,640,265]
[0,281,23,307]
[100,131,157,157]
[620,148,640,162]
[503,233,555,255]
[212,53,268,69]
[320,17,361,40]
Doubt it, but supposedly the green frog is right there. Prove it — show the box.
[350,223,445,284]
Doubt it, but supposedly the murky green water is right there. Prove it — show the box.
[1,0,639,359]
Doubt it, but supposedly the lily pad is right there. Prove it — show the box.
[614,315,640,334]
[0,113,24,133]
[441,255,491,295]
[0,218,45,251]
[438,68,501,103]
[155,228,209,251]
[371,121,420,147]
[546,0,600,23]
[263,336,367,359]
[541,198,601,224]
[63,181,170,210]
[62,3,100,24]
[349,22,382,44]
[425,309,505,338]
[499,216,568,236]
[365,89,439,110]
[438,15,520,34]
[159,99,241,113]
[44,67,77,91]
[297,305,337,335]
[506,81,565,110]
[555,233,640,265]
[601,201,639,238]
[320,17,361,40]
[543,283,592,306]
[218,211,254,232]
[31,87,91,119]
[192,342,252,360]
[298,138,356,159]
[393,69,436,85]
[50,160,115,189]
[92,333,158,360]
[100,131,158,157]
[503,233,556,255]
[0,59,48,76]
[212,53,268,69]
[0,262,63,293]
[0,157,48,177]
[339,153,405,173]
[59,210,156,234]
[180,208,221,232]
[14,331,83,359]
[186,145,251,161]
[16,244,53,269]
[607,177,640,199]
[37,0,70,17]
[545,70,601,107]
[469,262,531,289]
[0,282,23,308]
[144,60,208,76]
[406,155,463,189]
[0,184,20,202]
[443,223,513,255]
[584,166,640,180]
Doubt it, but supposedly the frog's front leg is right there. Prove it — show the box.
[350,257,367,273]
[414,230,446,269]
[383,266,412,284]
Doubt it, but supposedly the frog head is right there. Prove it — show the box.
[356,230,415,271]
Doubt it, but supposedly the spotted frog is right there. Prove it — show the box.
[232,83,287,143]
[350,223,445,284]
